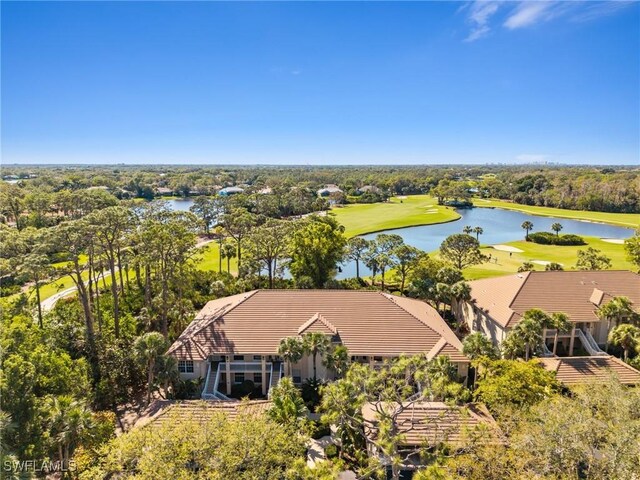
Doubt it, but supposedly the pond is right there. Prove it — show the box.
[338,207,633,278]
[164,198,634,279]
[164,197,195,212]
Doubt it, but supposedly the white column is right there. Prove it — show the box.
[225,355,232,395]
[261,356,267,396]
[569,326,576,356]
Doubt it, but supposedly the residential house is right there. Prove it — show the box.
[455,270,640,356]
[317,184,343,197]
[155,186,174,196]
[362,401,502,473]
[168,290,469,400]
[538,356,640,386]
[357,185,382,194]
[218,186,245,196]
[136,400,272,429]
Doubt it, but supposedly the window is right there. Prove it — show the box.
[253,355,262,361]
[235,373,245,384]
[233,355,245,361]
[178,360,194,374]
[292,369,302,385]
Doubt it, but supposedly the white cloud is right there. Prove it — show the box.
[461,1,635,40]
[571,0,636,22]
[504,1,555,29]
[465,1,501,42]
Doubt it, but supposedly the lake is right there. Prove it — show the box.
[165,198,634,279]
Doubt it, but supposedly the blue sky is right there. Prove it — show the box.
[2,1,639,165]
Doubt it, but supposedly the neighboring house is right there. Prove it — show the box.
[362,401,502,473]
[357,185,382,194]
[155,186,174,196]
[218,186,245,196]
[455,270,640,355]
[317,184,343,197]
[168,290,469,400]
[538,356,640,386]
[136,400,272,429]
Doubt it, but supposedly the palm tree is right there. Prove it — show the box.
[521,221,534,240]
[134,332,168,405]
[220,241,236,273]
[515,313,544,360]
[548,312,571,355]
[267,377,308,425]
[463,332,499,360]
[450,281,471,328]
[463,225,473,235]
[47,395,94,469]
[501,332,525,360]
[462,332,499,383]
[551,222,563,236]
[608,324,640,360]
[597,296,635,350]
[278,337,304,377]
[302,332,332,381]
[472,226,484,241]
[323,344,350,378]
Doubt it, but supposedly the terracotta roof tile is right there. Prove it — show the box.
[538,356,640,385]
[468,271,640,329]
[363,402,502,448]
[169,290,467,362]
[138,400,271,429]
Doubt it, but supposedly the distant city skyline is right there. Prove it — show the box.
[2,1,639,165]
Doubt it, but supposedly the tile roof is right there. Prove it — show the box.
[538,356,640,385]
[362,402,502,448]
[138,400,271,429]
[467,271,640,328]
[168,290,467,362]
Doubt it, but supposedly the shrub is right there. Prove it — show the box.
[173,378,203,400]
[301,378,323,412]
[0,284,21,297]
[230,379,257,399]
[527,232,586,246]
[545,262,563,271]
[324,443,339,459]
[310,420,332,439]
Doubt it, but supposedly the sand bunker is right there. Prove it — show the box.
[531,260,561,266]
[601,238,625,244]
[492,245,524,253]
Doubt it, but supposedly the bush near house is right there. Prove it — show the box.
[527,232,586,246]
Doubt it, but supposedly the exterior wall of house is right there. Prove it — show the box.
[591,319,611,345]
[180,354,468,386]
[457,301,508,345]
[178,360,208,381]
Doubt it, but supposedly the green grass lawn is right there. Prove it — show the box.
[461,236,634,280]
[330,195,460,237]
[194,242,238,274]
[473,199,640,228]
